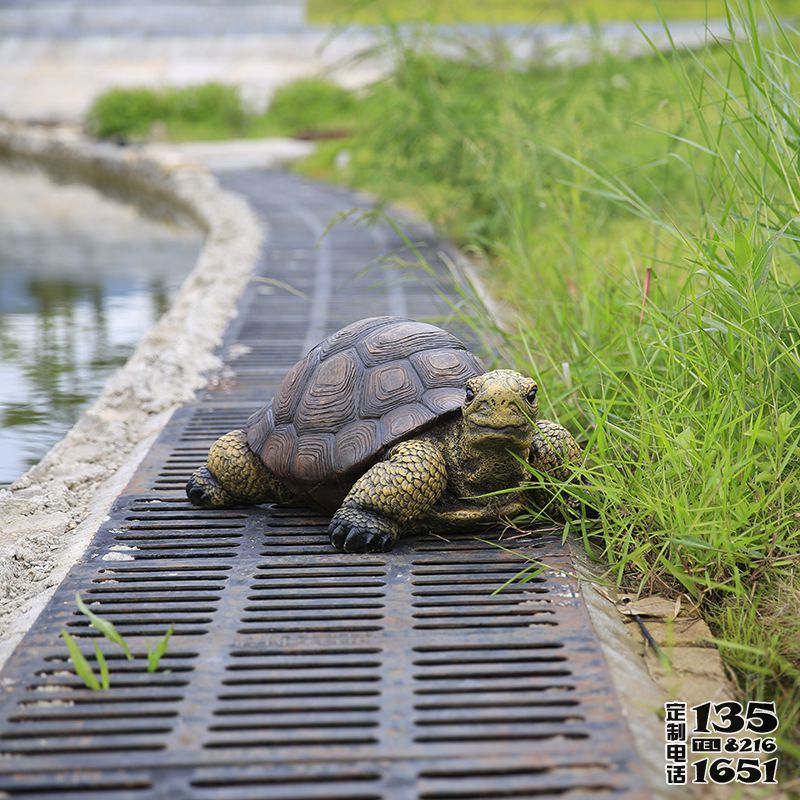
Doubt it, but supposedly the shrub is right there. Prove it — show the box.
[265,78,357,135]
[86,83,246,140]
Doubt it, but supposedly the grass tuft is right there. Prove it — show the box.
[265,78,358,136]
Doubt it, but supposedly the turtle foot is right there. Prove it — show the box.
[186,466,237,508]
[328,507,398,553]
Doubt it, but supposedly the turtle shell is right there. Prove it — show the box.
[246,316,484,510]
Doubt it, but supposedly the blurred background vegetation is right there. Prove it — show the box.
[306,0,798,23]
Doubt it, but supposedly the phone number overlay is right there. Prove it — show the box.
[664,700,779,785]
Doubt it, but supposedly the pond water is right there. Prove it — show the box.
[0,161,202,486]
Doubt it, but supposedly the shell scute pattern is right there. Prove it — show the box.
[422,386,467,415]
[291,432,336,483]
[410,348,482,388]
[261,425,297,475]
[318,316,393,359]
[273,355,317,424]
[334,419,381,474]
[294,349,360,433]
[245,401,275,455]
[360,361,424,418]
[247,316,483,501]
[381,402,436,444]
[355,320,463,367]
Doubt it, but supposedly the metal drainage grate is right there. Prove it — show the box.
[0,171,645,798]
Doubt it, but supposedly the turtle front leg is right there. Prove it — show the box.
[329,439,448,553]
[186,429,292,509]
[528,419,585,515]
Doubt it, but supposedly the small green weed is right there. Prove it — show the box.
[61,593,173,690]
[146,626,174,673]
[60,632,108,691]
[75,592,133,659]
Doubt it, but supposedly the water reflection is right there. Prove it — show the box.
[0,161,202,485]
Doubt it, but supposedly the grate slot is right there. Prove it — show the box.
[417,763,620,799]
[190,766,383,800]
[0,776,153,798]
[206,648,384,752]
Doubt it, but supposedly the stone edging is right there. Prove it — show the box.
[0,123,264,667]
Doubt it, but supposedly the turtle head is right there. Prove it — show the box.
[461,369,538,449]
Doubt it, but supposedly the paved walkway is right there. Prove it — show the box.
[0,169,647,798]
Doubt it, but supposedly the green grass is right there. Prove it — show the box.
[87,83,248,140]
[86,79,356,142]
[294,3,800,767]
[308,0,799,24]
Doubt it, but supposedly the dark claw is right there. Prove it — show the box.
[329,523,348,550]
[343,528,368,553]
[328,519,396,553]
[186,479,207,507]
[379,533,394,552]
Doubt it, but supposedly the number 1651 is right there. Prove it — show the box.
[693,758,778,785]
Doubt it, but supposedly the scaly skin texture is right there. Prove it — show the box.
[528,418,584,515]
[185,429,292,508]
[329,440,448,552]
[186,370,585,554]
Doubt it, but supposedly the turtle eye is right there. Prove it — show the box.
[464,386,475,403]
[526,387,538,404]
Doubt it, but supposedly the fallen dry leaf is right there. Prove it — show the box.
[617,595,682,619]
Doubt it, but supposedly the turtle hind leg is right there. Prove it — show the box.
[328,438,448,553]
[186,429,292,509]
[186,465,239,508]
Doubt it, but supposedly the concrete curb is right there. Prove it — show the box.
[0,123,264,668]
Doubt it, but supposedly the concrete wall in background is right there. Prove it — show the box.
[0,0,307,37]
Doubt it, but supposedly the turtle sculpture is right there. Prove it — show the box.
[186,316,584,553]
